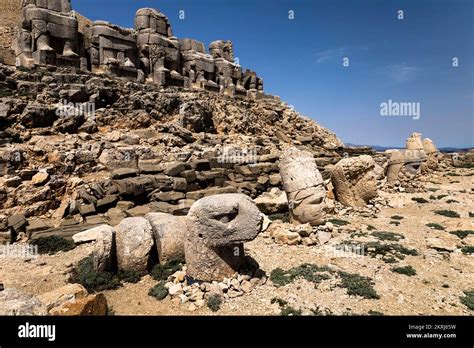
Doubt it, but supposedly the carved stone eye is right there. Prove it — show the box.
[212,209,238,223]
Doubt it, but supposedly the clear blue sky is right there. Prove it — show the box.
[72,0,473,148]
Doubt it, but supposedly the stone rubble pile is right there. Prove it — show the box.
[162,266,267,311]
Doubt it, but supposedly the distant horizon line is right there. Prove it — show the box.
[344,142,474,151]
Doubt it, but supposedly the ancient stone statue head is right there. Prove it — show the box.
[185,194,263,281]
[386,149,427,183]
[135,8,172,37]
[422,138,437,154]
[209,40,234,62]
[331,155,377,207]
[279,146,327,226]
[422,138,442,171]
[406,132,423,150]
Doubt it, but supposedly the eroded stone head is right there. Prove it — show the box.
[406,132,423,150]
[279,146,327,226]
[331,155,377,207]
[386,149,427,183]
[187,193,263,247]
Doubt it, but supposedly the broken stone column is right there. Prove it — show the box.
[185,194,262,282]
[278,146,327,226]
[331,155,377,207]
[135,8,184,87]
[16,0,80,68]
[90,21,138,79]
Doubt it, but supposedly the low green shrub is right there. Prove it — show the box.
[433,210,460,218]
[207,294,223,312]
[148,281,168,300]
[69,256,120,292]
[35,236,75,255]
[391,265,416,276]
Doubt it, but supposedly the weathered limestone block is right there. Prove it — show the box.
[145,212,186,264]
[386,149,427,183]
[185,194,263,281]
[0,288,47,315]
[38,284,87,312]
[91,21,138,79]
[16,0,80,68]
[115,217,154,275]
[48,293,107,316]
[279,146,327,225]
[331,155,377,207]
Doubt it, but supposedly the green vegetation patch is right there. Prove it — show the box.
[371,231,405,241]
[433,210,460,218]
[280,306,302,316]
[426,223,445,231]
[391,265,417,276]
[364,241,418,263]
[270,263,333,287]
[118,269,140,284]
[390,215,404,220]
[207,294,223,312]
[148,281,168,300]
[150,257,185,281]
[328,218,351,227]
[271,297,288,307]
[35,236,75,255]
[338,271,379,299]
[70,256,120,292]
[459,290,474,310]
[412,197,429,204]
[449,230,474,239]
[461,246,474,255]
[271,263,380,300]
